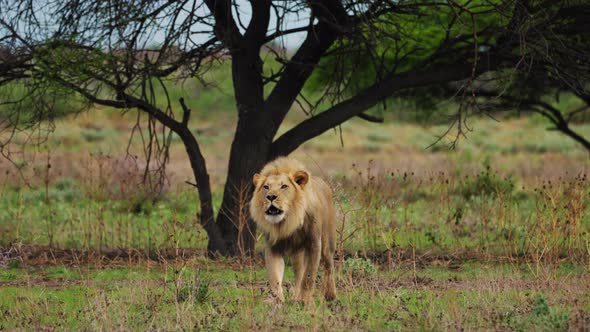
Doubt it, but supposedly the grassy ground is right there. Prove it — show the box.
[0,108,589,330]
[1,259,588,330]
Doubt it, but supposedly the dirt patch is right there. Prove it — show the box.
[1,244,209,267]
[3,270,587,298]
[0,277,88,289]
[374,275,590,293]
[0,244,585,270]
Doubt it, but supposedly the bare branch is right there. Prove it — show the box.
[270,57,501,158]
[264,0,350,133]
[357,112,384,123]
[204,0,242,47]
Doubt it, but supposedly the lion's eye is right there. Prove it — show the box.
[281,184,288,189]
[263,184,269,190]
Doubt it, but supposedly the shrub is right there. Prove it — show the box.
[81,128,109,142]
[457,165,514,199]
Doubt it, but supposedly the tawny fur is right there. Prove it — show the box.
[249,157,337,304]
[250,158,308,244]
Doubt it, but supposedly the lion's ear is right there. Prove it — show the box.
[293,170,309,187]
[253,173,265,188]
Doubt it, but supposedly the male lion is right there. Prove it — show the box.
[250,157,336,304]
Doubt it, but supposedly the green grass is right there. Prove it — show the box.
[1,262,588,330]
[0,102,589,330]
[1,163,587,263]
[0,186,209,249]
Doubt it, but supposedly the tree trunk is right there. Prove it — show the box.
[177,127,228,255]
[215,118,272,255]
[214,45,271,256]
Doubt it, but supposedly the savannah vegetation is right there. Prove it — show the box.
[0,97,588,330]
[0,0,589,330]
[1,0,589,255]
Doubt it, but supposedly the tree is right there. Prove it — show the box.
[1,0,588,256]
[471,85,590,152]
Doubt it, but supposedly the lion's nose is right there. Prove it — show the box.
[266,194,277,201]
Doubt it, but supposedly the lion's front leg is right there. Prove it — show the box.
[299,239,321,304]
[291,250,305,301]
[265,247,285,304]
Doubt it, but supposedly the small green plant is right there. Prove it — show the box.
[7,259,21,269]
[533,294,550,316]
[527,294,570,331]
[366,132,392,143]
[53,177,81,202]
[81,127,109,142]
[0,269,19,280]
[176,276,210,304]
[343,258,377,279]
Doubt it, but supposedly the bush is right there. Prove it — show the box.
[81,128,112,142]
[457,165,514,199]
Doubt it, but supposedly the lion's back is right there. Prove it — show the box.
[304,174,336,249]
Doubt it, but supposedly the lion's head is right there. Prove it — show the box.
[249,157,310,243]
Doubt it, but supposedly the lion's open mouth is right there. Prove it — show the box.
[266,205,284,216]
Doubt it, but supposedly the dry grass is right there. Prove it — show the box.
[1,254,588,330]
[0,108,589,330]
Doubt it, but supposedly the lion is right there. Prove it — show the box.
[250,157,336,304]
